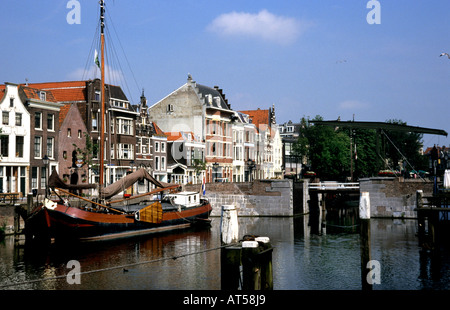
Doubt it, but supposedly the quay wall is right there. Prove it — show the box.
[184,179,294,217]
[360,177,434,218]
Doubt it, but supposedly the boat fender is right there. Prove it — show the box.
[63,198,69,207]
[135,211,140,221]
[44,198,58,210]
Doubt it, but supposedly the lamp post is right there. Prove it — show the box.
[43,155,49,197]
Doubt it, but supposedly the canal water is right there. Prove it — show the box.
[1,209,450,290]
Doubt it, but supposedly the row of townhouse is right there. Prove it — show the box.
[147,74,283,184]
[0,75,283,197]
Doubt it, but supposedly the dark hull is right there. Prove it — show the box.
[27,200,212,242]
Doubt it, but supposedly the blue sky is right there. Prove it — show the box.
[1,1,449,147]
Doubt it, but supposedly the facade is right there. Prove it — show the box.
[20,84,63,195]
[0,83,31,195]
[58,102,89,186]
[28,80,138,188]
[279,120,302,178]
[134,91,168,193]
[148,74,233,183]
[0,75,287,196]
[239,106,283,179]
[165,131,205,184]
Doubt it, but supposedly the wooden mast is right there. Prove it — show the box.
[99,0,105,192]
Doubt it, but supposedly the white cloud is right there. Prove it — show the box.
[338,100,371,110]
[207,10,306,45]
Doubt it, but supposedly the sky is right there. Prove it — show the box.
[1,1,449,147]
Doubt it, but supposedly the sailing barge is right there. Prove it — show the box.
[25,1,212,243]
[26,169,212,242]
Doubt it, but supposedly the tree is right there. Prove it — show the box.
[293,116,350,180]
[351,128,379,178]
[383,119,427,173]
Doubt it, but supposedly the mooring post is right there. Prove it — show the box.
[242,240,261,290]
[13,208,19,242]
[359,191,372,290]
[255,236,273,290]
[416,190,426,246]
[220,205,241,290]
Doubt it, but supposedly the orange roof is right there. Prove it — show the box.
[20,85,58,103]
[239,108,270,130]
[151,122,166,137]
[26,81,87,102]
[58,103,72,126]
[0,85,5,102]
[165,131,196,142]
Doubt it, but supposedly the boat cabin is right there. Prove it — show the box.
[165,191,200,208]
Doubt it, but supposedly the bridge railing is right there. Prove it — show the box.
[309,182,360,190]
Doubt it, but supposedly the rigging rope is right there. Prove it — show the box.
[381,130,425,181]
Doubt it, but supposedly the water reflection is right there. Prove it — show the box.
[1,209,450,290]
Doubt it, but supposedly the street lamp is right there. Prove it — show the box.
[43,155,49,197]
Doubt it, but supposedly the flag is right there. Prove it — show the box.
[94,49,100,69]
[202,176,206,196]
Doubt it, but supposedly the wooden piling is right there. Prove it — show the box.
[242,240,261,290]
[220,205,274,290]
[220,205,241,290]
[416,190,426,246]
[359,191,372,290]
[255,236,273,290]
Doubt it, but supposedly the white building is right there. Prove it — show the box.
[0,83,31,195]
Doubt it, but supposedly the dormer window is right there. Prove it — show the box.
[39,91,46,101]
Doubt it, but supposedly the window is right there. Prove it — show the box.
[118,143,133,159]
[67,128,71,137]
[35,112,42,130]
[39,91,46,101]
[10,98,14,107]
[95,91,100,102]
[34,136,42,158]
[16,136,24,158]
[1,136,8,157]
[40,167,46,188]
[155,141,159,152]
[47,138,54,158]
[92,111,98,131]
[78,130,82,138]
[2,111,9,125]
[93,140,99,159]
[111,99,129,109]
[155,156,160,170]
[167,104,174,113]
[15,113,22,126]
[161,142,165,153]
[63,151,67,160]
[110,118,115,133]
[47,114,54,131]
[161,156,165,170]
[110,145,115,159]
[117,118,133,135]
[31,167,38,189]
